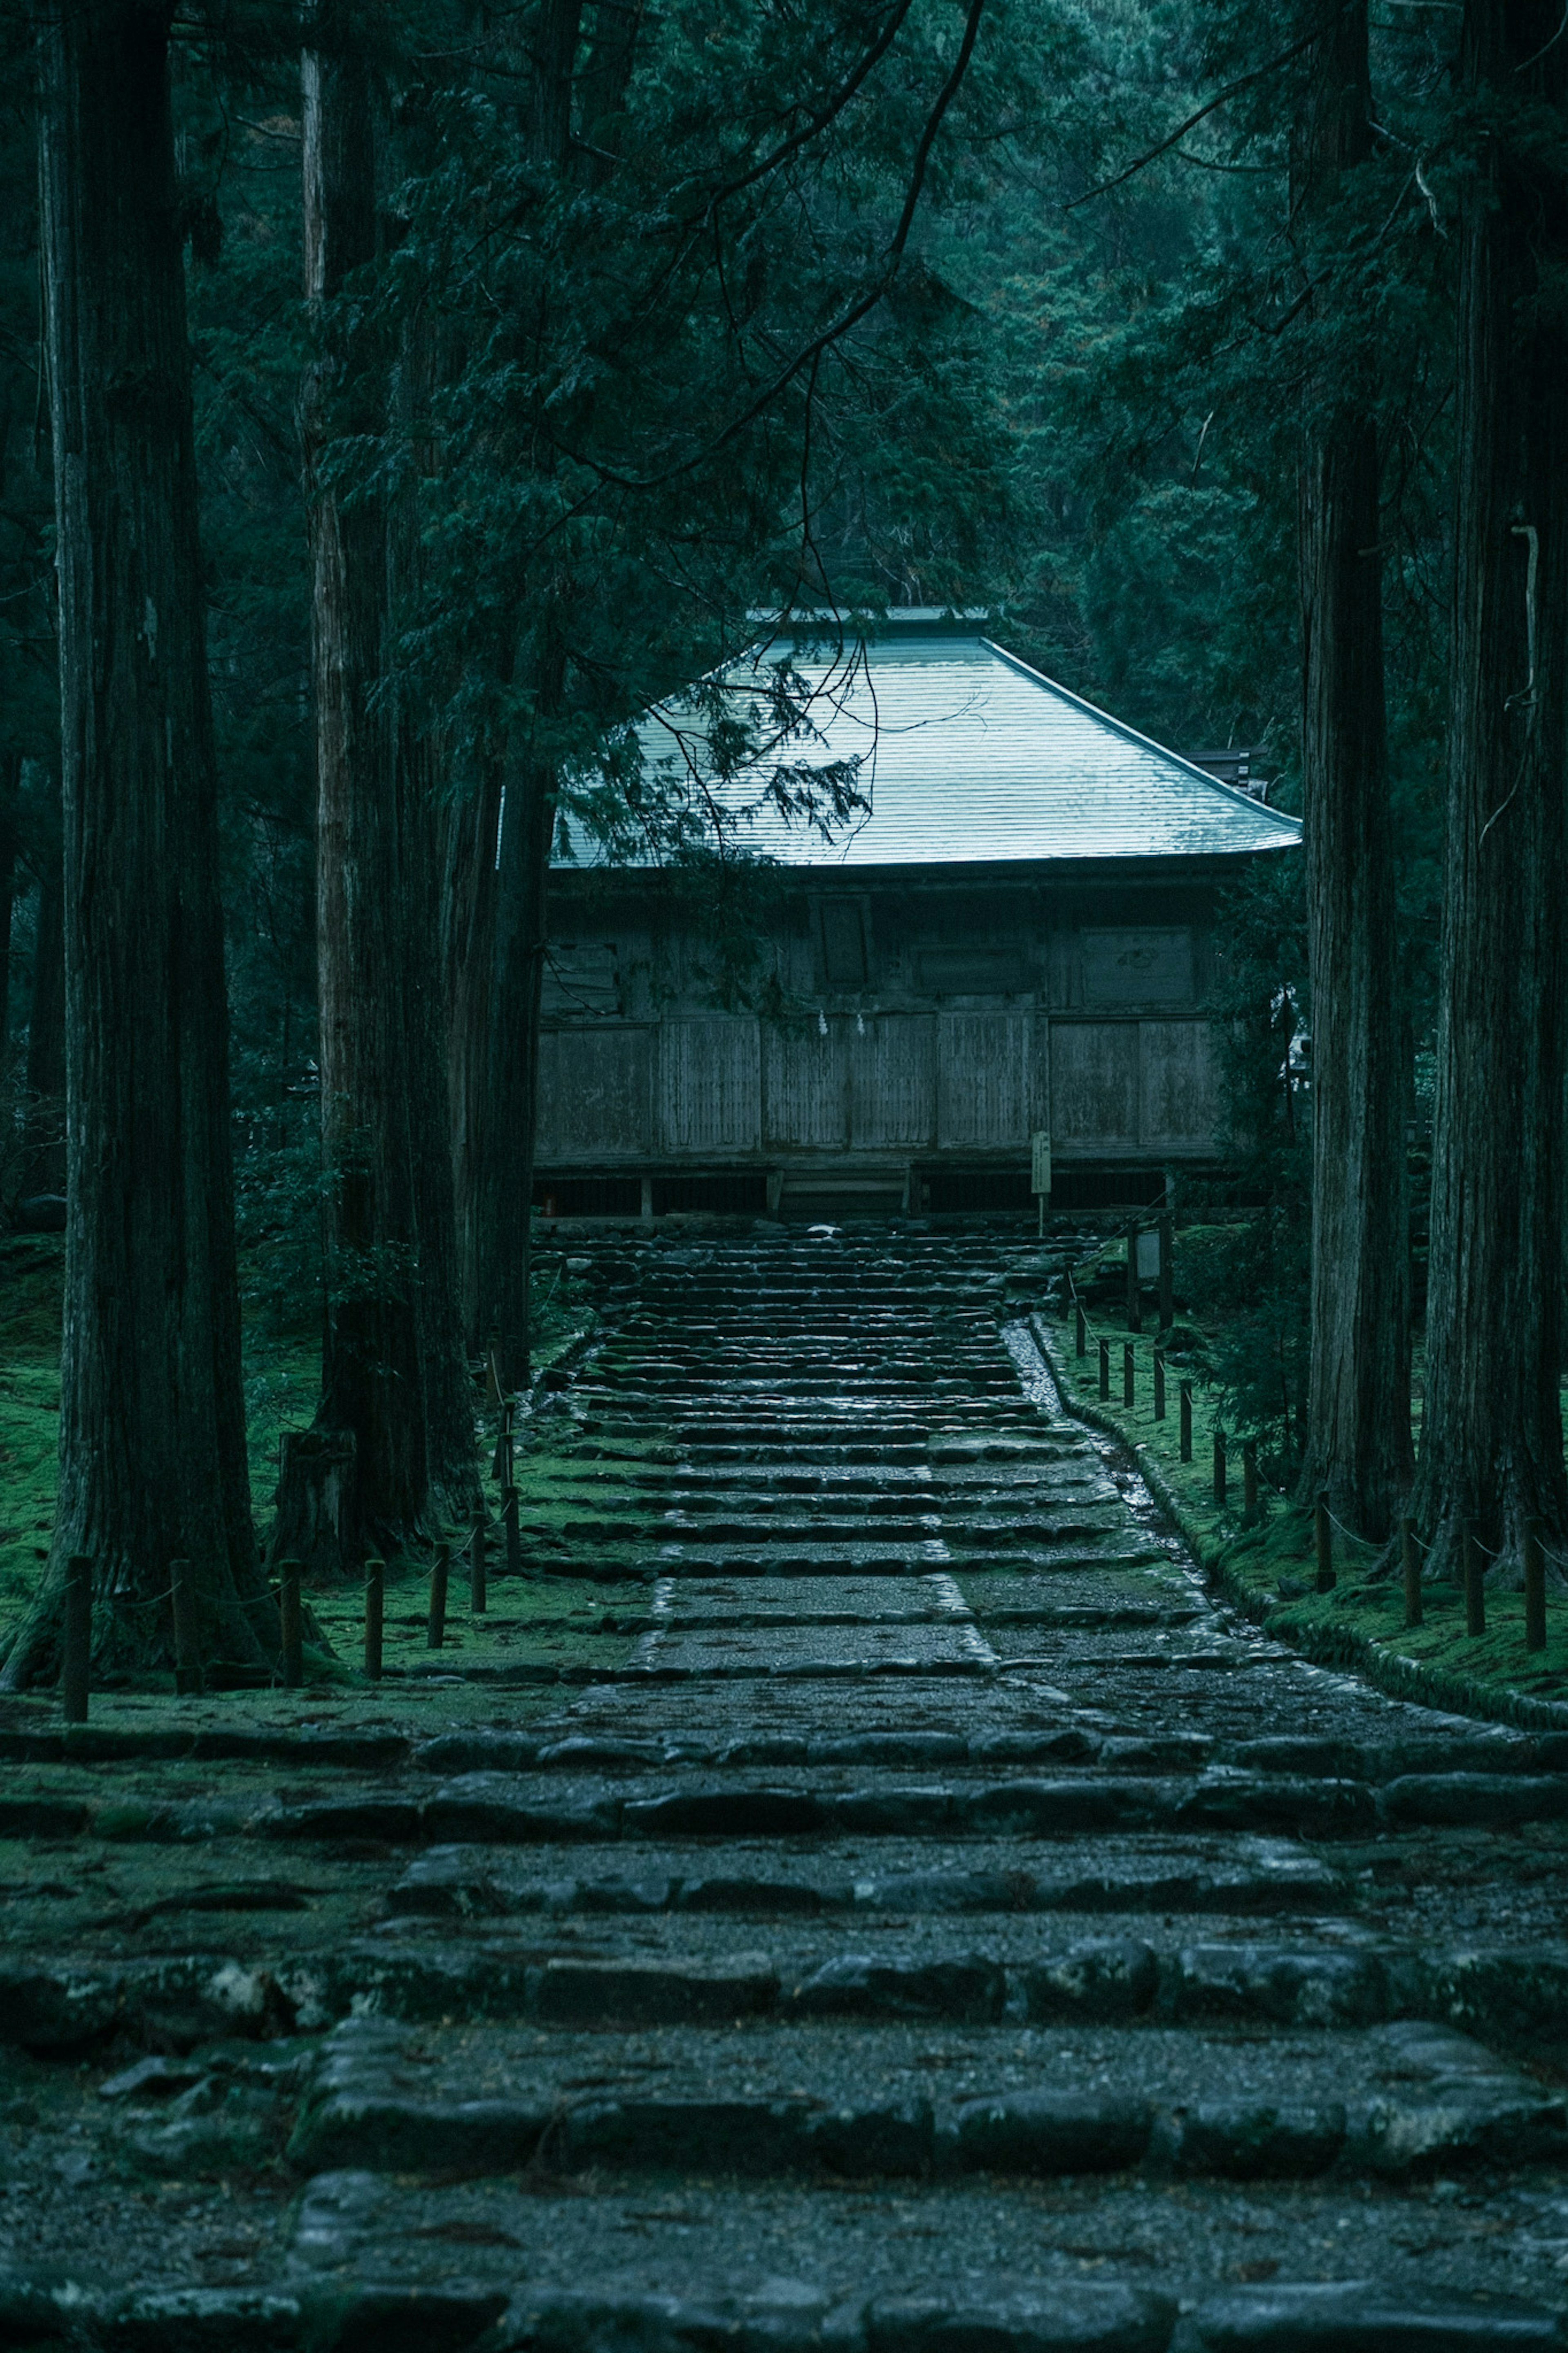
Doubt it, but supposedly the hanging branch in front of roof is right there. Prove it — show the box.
[546,0,988,495]
[1064,4,1358,213]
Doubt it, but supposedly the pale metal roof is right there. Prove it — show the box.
[561,618,1300,870]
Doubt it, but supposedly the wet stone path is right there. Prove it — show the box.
[7,1228,1568,2348]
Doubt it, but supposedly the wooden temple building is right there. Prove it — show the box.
[535,613,1299,1220]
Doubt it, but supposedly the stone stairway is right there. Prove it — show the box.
[4,1224,1568,2347]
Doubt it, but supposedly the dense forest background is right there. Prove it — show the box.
[7,0,1557,1677]
[0,0,1456,1182]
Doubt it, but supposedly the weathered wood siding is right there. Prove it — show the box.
[536,1026,651,1158]
[535,880,1239,1169]
[1050,1021,1140,1150]
[763,1022,848,1149]
[852,1015,936,1147]
[938,1012,1039,1147]
[1049,1019,1218,1154]
[661,1017,761,1152]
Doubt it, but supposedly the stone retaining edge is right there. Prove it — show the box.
[0,2267,1560,2351]
[1027,1316,1568,1741]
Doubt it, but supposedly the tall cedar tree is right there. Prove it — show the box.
[1293,0,1411,1537]
[3,0,272,1683]
[271,30,480,1574]
[445,0,584,1389]
[1415,0,1568,1580]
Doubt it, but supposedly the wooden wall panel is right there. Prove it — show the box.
[1081,927,1193,1007]
[1050,1021,1140,1149]
[1139,1020,1219,1149]
[763,1022,848,1148]
[536,1026,652,1159]
[659,1018,761,1153]
[850,1015,936,1147]
[938,1012,1034,1146]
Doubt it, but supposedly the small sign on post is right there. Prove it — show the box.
[1030,1130,1051,1235]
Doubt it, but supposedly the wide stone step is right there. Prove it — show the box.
[387,1831,1345,1920]
[286,2014,1565,2184]
[278,2168,1568,2351]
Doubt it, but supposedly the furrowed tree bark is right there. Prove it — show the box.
[3,0,270,1683]
[442,743,502,1351]
[446,1,583,1390]
[0,751,18,1073]
[1292,0,1412,1539]
[274,34,477,1575]
[19,786,65,1203]
[1414,0,1568,1582]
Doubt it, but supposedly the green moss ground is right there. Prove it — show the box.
[1042,1311,1568,1733]
[0,1233,631,1694]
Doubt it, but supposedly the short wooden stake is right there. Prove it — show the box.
[1526,1518,1547,1652]
[428,1542,450,1648]
[1075,1301,1087,1358]
[1123,1342,1135,1409]
[470,1513,488,1614]
[1158,1210,1174,1332]
[1243,1441,1258,1519]
[61,1554,91,1725]
[1401,1518,1422,1629]
[170,1557,203,1696]
[503,1485,522,1580]
[1314,1496,1334,1593]
[1098,1336,1110,1400]
[1179,1381,1193,1462]
[1153,1350,1166,1421]
[1213,1428,1227,1509]
[279,1558,303,1688]
[1464,1521,1486,1636]
[364,1558,384,1681]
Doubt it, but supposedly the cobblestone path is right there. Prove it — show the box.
[6,1228,1568,2349]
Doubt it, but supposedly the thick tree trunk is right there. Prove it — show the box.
[3,0,268,1684]
[0,751,18,1074]
[487,724,559,1393]
[276,41,477,1575]
[1414,0,1568,1581]
[19,792,65,1202]
[442,749,502,1352]
[444,7,583,1389]
[1292,1,1412,1539]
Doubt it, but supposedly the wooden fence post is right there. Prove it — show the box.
[1158,1210,1174,1333]
[1525,1519,1547,1652]
[1314,1496,1334,1593]
[1098,1337,1110,1401]
[364,1559,384,1681]
[1401,1519,1422,1628]
[1179,1382,1193,1462]
[1213,1428,1227,1508]
[1123,1342,1135,1409]
[279,1559,303,1688]
[1153,1350,1166,1422]
[428,1542,450,1648]
[170,1557,203,1696]
[61,1554,91,1725]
